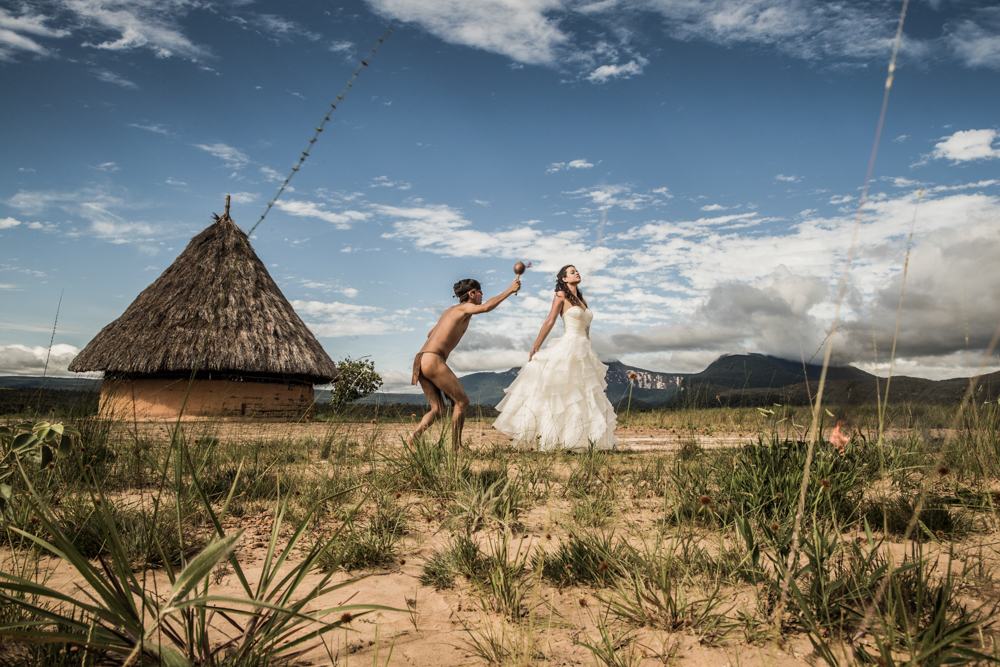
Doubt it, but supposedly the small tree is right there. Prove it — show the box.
[329,357,383,412]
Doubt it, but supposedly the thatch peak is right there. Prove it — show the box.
[69,201,338,384]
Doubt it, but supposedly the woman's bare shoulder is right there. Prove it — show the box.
[554,290,567,300]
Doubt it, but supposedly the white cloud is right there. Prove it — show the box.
[129,122,171,135]
[0,7,69,61]
[775,174,800,182]
[251,14,320,41]
[370,175,412,190]
[70,0,211,59]
[564,183,665,211]
[91,161,120,172]
[330,40,353,53]
[546,159,595,173]
[194,142,250,169]
[292,300,412,337]
[260,166,284,182]
[165,177,187,186]
[700,203,727,211]
[0,344,79,375]
[587,58,644,82]
[365,0,571,65]
[228,192,258,205]
[932,129,1000,162]
[90,68,137,88]
[829,194,854,204]
[946,8,1000,69]
[274,199,369,229]
[6,186,157,243]
[0,217,21,229]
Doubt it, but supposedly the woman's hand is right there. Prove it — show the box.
[529,345,540,362]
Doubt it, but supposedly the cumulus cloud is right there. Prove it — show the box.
[564,183,666,211]
[0,217,22,229]
[932,129,1000,162]
[0,344,79,375]
[274,199,369,229]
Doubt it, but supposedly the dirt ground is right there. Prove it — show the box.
[5,420,985,666]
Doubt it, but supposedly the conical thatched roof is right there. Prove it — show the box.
[69,205,338,384]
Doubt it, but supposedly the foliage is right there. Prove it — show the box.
[328,356,383,412]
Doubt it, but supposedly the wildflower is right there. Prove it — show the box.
[49,407,56,412]
[699,495,712,507]
[370,419,377,425]
[820,478,831,490]
[774,492,783,500]
[294,490,301,496]
[411,413,417,419]
[46,462,55,469]
[770,522,780,533]
[830,420,849,453]
[545,533,551,540]
[938,465,950,477]
[394,492,402,500]
[578,597,588,607]
[598,561,609,572]
[628,371,638,381]
[935,530,945,539]
[340,612,353,624]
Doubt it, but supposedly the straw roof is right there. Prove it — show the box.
[69,206,338,384]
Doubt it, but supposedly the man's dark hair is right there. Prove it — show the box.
[454,278,481,303]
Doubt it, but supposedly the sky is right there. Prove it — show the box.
[1,0,999,391]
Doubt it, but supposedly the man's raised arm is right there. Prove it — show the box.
[468,277,520,314]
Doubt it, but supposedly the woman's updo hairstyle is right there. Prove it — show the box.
[555,265,586,309]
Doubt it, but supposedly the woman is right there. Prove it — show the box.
[493,265,618,451]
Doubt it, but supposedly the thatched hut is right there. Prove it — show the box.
[69,198,338,420]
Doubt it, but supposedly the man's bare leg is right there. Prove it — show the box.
[407,378,446,446]
[417,354,470,454]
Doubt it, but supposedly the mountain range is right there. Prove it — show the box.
[344,353,1000,408]
[7,353,998,410]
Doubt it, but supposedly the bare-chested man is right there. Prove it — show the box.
[409,276,521,452]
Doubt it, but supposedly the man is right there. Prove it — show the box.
[409,276,520,452]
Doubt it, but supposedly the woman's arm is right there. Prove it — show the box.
[529,293,566,361]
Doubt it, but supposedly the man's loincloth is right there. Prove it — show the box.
[411,351,445,385]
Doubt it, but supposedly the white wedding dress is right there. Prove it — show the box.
[493,306,618,452]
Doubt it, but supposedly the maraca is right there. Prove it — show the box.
[513,261,530,295]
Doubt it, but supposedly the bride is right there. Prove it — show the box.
[493,265,618,451]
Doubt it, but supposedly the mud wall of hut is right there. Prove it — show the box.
[99,378,314,420]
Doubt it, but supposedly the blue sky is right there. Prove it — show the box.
[2,0,999,389]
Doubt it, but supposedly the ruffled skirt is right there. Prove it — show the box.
[493,333,617,452]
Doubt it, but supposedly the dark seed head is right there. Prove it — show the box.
[598,561,609,572]
[938,466,950,477]
[936,530,945,539]
[399,559,406,566]
[774,492,783,499]
[699,495,712,507]
[340,612,353,624]
[770,522,780,533]
[820,478,831,489]
[394,492,402,500]
[578,597,588,607]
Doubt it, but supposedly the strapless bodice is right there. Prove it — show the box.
[562,306,593,337]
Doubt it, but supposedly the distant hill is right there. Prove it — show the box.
[0,376,102,391]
